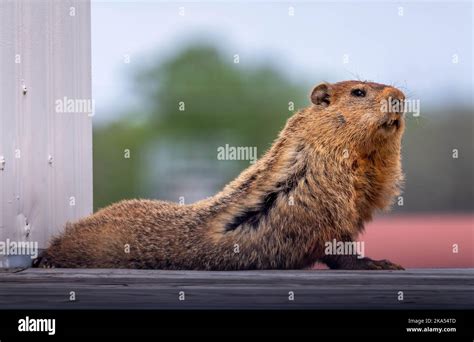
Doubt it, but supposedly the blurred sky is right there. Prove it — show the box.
[91,0,473,123]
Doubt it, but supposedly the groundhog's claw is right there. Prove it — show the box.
[323,255,405,270]
[363,258,404,270]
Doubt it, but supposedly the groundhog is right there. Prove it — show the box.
[38,80,406,270]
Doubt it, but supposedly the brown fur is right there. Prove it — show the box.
[39,80,406,270]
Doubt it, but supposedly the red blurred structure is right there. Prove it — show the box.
[360,215,473,268]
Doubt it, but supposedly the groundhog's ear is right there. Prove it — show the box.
[310,83,331,106]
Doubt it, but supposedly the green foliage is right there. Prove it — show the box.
[93,44,307,210]
[400,112,473,212]
[93,121,152,210]
[135,44,305,147]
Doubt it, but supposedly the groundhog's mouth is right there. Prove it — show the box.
[380,118,400,131]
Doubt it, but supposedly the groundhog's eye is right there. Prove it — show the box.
[351,89,366,97]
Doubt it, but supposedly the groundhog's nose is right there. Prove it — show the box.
[383,87,405,115]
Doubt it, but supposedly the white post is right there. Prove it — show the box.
[0,0,93,267]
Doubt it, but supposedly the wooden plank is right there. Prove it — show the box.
[0,0,93,267]
[0,268,472,309]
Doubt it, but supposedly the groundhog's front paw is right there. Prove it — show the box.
[323,255,404,270]
[357,257,404,270]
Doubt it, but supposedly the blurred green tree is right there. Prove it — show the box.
[93,44,307,210]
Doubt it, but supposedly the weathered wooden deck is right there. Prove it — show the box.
[0,268,472,309]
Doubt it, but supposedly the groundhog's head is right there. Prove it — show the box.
[308,80,406,148]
